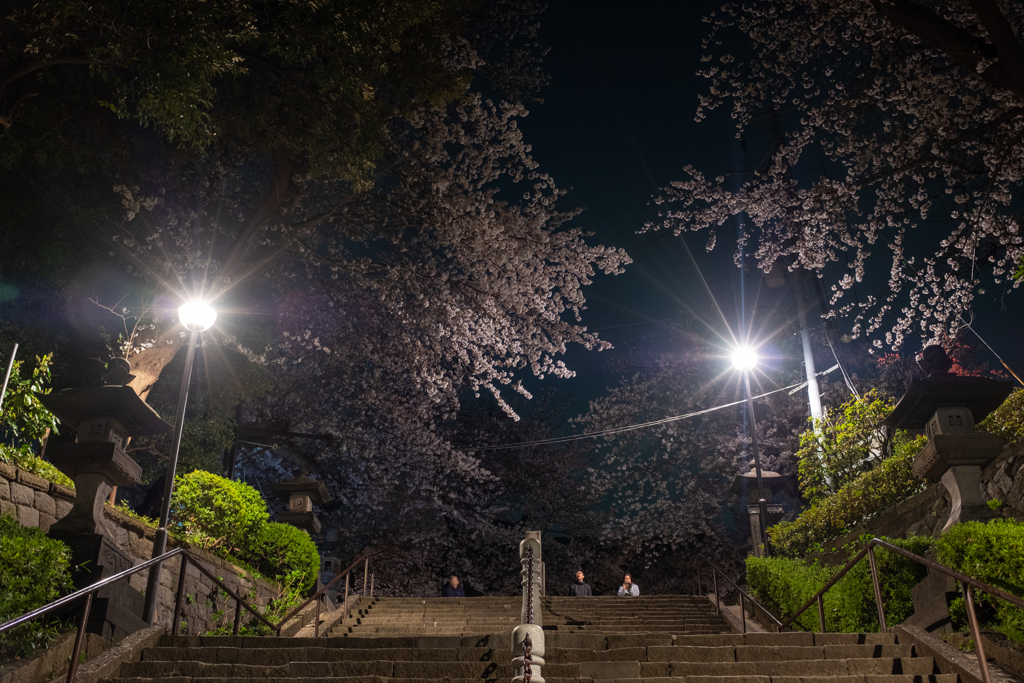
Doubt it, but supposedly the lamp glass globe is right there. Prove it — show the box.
[732,347,758,371]
[178,301,217,331]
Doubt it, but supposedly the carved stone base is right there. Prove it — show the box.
[47,532,147,641]
[913,434,1004,480]
[940,466,995,534]
[47,442,142,538]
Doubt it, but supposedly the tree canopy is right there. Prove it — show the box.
[656,0,1024,350]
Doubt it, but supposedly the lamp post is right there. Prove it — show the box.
[142,300,217,625]
[732,347,771,557]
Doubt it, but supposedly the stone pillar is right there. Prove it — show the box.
[883,346,1011,533]
[513,535,544,683]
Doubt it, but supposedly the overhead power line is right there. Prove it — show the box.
[471,365,840,451]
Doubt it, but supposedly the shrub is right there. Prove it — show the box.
[769,433,928,559]
[0,515,73,661]
[0,444,73,489]
[241,522,320,591]
[170,471,269,553]
[747,535,931,633]
[935,520,1024,644]
[978,388,1024,445]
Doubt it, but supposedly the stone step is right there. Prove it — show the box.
[110,677,958,683]
[115,656,941,680]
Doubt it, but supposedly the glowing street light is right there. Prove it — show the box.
[142,300,217,624]
[731,346,758,372]
[732,345,771,557]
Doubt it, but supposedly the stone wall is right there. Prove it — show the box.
[0,461,284,636]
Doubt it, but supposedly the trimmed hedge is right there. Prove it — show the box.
[768,434,928,559]
[935,520,1024,643]
[0,515,72,660]
[170,470,269,553]
[242,522,321,592]
[747,535,932,632]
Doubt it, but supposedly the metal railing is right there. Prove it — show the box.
[694,553,783,633]
[0,548,374,683]
[698,539,1024,683]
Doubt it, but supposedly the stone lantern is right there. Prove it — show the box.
[37,358,171,638]
[271,473,331,534]
[882,346,1012,534]
[733,467,794,557]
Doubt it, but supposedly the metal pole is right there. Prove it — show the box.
[370,572,374,598]
[363,559,369,596]
[0,343,17,413]
[143,327,200,624]
[233,598,243,635]
[964,583,992,683]
[817,595,826,632]
[696,559,702,595]
[743,370,771,557]
[66,591,93,683]
[867,546,887,633]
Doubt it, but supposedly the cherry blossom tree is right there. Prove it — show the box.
[656,0,1024,351]
[570,332,812,591]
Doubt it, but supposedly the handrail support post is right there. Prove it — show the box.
[712,569,720,615]
[66,591,94,683]
[172,555,188,636]
[867,545,887,633]
[964,582,993,683]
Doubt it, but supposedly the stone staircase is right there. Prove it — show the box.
[105,595,959,682]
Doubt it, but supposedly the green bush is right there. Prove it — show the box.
[241,522,320,591]
[978,388,1024,445]
[935,520,1024,644]
[747,535,932,633]
[170,471,269,553]
[769,433,928,559]
[0,515,73,661]
[0,444,74,489]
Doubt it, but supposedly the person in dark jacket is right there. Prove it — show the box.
[442,575,465,597]
[568,570,592,596]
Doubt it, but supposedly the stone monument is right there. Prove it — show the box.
[38,358,171,639]
[882,345,1012,533]
[733,467,794,557]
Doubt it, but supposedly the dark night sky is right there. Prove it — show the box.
[512,1,1024,420]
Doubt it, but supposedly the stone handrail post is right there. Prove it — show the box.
[512,536,544,683]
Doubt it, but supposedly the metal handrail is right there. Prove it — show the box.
[274,554,373,637]
[703,538,1024,683]
[0,546,375,683]
[694,554,783,633]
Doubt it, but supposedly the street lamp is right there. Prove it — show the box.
[732,346,771,557]
[142,300,217,624]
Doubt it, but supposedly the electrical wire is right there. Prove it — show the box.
[957,316,1024,387]
[471,365,840,451]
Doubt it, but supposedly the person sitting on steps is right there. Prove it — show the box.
[568,570,592,596]
[617,573,639,596]
[442,574,465,597]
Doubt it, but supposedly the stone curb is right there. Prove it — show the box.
[895,624,1021,683]
[0,632,110,683]
[42,627,164,683]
